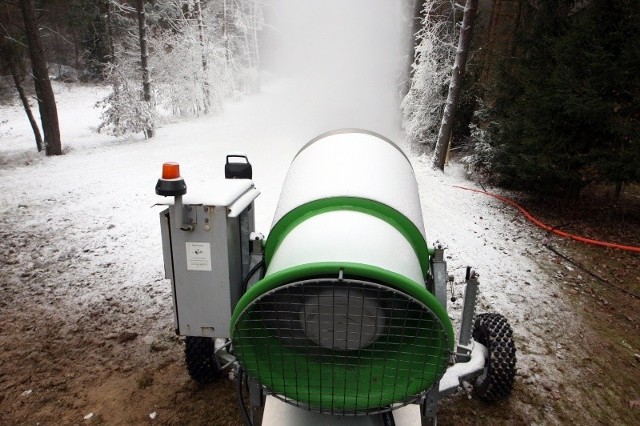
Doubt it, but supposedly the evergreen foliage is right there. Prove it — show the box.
[486,0,640,197]
[96,66,156,137]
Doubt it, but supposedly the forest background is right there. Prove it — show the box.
[2,0,638,202]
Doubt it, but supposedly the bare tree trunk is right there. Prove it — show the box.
[136,0,153,138]
[71,28,82,73]
[19,0,62,156]
[106,0,116,63]
[409,0,426,78]
[242,3,253,69]
[222,0,230,64]
[91,0,115,77]
[194,0,210,113]
[432,0,478,170]
[480,0,522,93]
[251,0,260,71]
[402,0,430,97]
[614,181,623,201]
[10,61,42,152]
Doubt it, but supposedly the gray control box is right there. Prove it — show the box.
[159,179,260,338]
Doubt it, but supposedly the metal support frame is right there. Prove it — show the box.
[420,385,439,426]
[431,247,447,311]
[457,268,479,361]
[174,195,192,231]
[248,376,266,426]
[229,249,484,425]
[214,338,236,370]
[438,342,488,397]
[415,262,485,426]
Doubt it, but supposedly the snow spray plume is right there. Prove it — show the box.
[260,0,410,141]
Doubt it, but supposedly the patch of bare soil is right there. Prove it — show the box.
[0,221,242,425]
[522,185,640,424]
[436,185,640,425]
[1,185,639,425]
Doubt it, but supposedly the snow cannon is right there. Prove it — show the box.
[231,130,453,415]
[157,129,517,425]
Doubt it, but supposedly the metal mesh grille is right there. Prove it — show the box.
[232,278,450,415]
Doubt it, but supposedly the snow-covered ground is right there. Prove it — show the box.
[0,80,553,321]
[0,81,584,424]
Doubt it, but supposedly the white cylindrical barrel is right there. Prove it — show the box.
[265,129,430,280]
[272,129,426,237]
[231,129,453,416]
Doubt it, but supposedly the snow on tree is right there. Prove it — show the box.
[97,1,155,137]
[401,0,458,153]
[97,0,264,137]
[96,65,156,137]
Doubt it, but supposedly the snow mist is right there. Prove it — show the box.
[260,0,410,142]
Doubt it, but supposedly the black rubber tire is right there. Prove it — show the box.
[185,336,223,384]
[472,313,517,401]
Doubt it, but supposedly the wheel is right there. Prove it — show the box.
[185,336,223,384]
[472,313,516,401]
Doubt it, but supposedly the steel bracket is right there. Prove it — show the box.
[431,247,448,310]
[420,384,439,425]
[457,268,479,361]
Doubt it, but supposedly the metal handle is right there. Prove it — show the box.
[226,154,249,164]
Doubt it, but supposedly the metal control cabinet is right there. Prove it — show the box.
[159,180,260,338]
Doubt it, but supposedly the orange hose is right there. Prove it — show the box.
[453,185,640,254]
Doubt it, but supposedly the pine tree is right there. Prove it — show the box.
[487,0,640,198]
